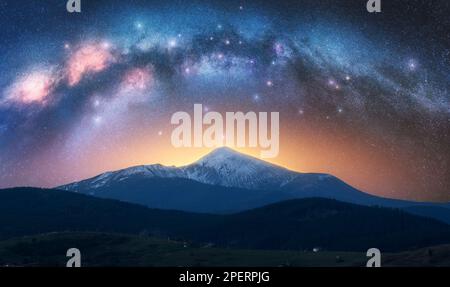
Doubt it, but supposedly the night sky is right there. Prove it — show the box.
[0,0,449,201]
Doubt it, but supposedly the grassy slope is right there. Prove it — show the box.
[0,232,366,267]
[2,232,449,267]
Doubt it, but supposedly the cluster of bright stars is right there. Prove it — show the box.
[4,5,423,133]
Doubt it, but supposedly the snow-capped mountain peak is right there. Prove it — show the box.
[57,148,450,225]
[183,147,298,189]
[194,147,271,168]
[60,147,298,191]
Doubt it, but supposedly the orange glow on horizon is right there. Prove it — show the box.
[18,121,439,203]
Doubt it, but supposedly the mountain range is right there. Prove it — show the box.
[60,147,450,224]
[1,187,450,252]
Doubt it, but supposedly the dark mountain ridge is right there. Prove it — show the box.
[2,187,450,252]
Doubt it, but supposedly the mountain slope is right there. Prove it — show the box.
[59,147,450,224]
[0,187,212,240]
[211,199,450,251]
[61,147,298,192]
[183,147,298,189]
[57,147,394,207]
[1,187,450,252]
[62,176,292,214]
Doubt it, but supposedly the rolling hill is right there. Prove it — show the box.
[2,232,449,267]
[1,187,450,252]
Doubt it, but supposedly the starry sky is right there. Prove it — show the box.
[0,0,449,201]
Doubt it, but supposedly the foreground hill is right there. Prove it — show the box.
[1,187,450,252]
[1,232,449,267]
[0,232,366,267]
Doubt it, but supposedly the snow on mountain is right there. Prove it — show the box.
[60,147,299,191]
[183,147,298,190]
[61,164,184,192]
[58,147,450,224]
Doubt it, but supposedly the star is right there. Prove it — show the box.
[168,39,177,48]
[101,41,111,49]
[135,22,144,30]
[1,0,448,202]
[408,59,418,71]
[93,116,103,126]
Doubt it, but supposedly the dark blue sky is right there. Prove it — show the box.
[0,0,448,201]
